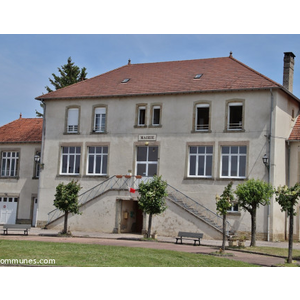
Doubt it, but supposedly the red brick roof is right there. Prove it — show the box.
[0,117,43,143]
[36,55,286,101]
[289,116,300,140]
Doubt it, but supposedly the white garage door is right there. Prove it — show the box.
[0,197,18,224]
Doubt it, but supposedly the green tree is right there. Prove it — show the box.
[275,183,300,263]
[216,182,235,251]
[54,180,82,234]
[138,176,168,237]
[45,56,88,93]
[235,179,274,247]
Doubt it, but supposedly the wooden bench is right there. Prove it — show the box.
[175,231,203,246]
[3,224,31,235]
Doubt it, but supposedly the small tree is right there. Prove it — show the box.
[54,180,82,234]
[275,183,300,263]
[235,179,274,247]
[138,176,168,238]
[216,182,235,251]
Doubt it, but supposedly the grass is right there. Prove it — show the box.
[237,246,300,260]
[0,240,257,267]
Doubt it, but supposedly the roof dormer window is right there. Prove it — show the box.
[194,74,203,79]
[121,78,130,83]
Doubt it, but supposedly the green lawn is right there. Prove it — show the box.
[241,246,300,260]
[0,240,257,267]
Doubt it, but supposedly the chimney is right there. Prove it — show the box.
[283,52,296,92]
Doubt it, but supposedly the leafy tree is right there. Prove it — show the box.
[216,182,235,251]
[138,176,168,238]
[54,180,82,234]
[275,183,300,263]
[45,56,88,93]
[235,179,274,247]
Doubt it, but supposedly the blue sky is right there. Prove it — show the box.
[1,34,300,126]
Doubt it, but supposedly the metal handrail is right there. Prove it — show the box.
[47,175,142,225]
[166,184,232,233]
[46,175,231,234]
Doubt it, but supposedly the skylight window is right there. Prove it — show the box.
[194,74,203,79]
[121,78,130,83]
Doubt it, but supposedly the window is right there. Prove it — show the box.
[87,146,108,175]
[61,146,81,175]
[221,146,247,178]
[138,106,146,126]
[188,146,213,177]
[228,102,243,130]
[195,104,210,131]
[94,107,106,132]
[67,108,79,133]
[136,146,158,177]
[1,151,19,177]
[152,106,161,126]
[227,203,239,212]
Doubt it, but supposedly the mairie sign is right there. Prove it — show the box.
[138,134,156,141]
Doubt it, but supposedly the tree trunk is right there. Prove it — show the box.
[63,211,68,234]
[250,209,256,247]
[147,213,153,238]
[222,214,226,251]
[287,210,294,264]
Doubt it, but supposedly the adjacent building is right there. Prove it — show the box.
[0,116,42,225]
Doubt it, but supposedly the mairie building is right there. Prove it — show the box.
[2,52,300,241]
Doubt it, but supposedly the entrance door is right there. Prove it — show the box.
[0,197,18,224]
[136,146,158,180]
[32,198,38,226]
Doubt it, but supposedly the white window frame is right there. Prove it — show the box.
[86,146,108,175]
[220,145,247,179]
[195,104,210,131]
[227,102,243,131]
[138,106,146,126]
[152,106,161,126]
[94,107,106,132]
[188,146,213,178]
[1,151,19,177]
[67,108,79,133]
[136,146,158,177]
[60,146,81,175]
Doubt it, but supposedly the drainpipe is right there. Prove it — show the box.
[267,89,274,242]
[35,100,46,227]
[286,140,291,240]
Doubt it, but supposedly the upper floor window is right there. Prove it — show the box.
[1,151,19,177]
[34,151,41,178]
[228,102,243,130]
[152,105,161,126]
[60,146,81,175]
[138,106,146,126]
[67,108,79,133]
[188,146,213,178]
[87,146,108,175]
[94,107,106,132]
[220,145,247,178]
[195,104,210,131]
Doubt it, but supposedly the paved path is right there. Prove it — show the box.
[1,228,298,266]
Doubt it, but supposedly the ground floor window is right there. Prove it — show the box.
[136,146,158,177]
[61,146,81,175]
[220,145,247,178]
[188,146,213,177]
[87,146,108,175]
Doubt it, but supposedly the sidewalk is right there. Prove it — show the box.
[1,227,299,266]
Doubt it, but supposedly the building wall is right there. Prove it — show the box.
[0,143,40,224]
[37,89,295,239]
